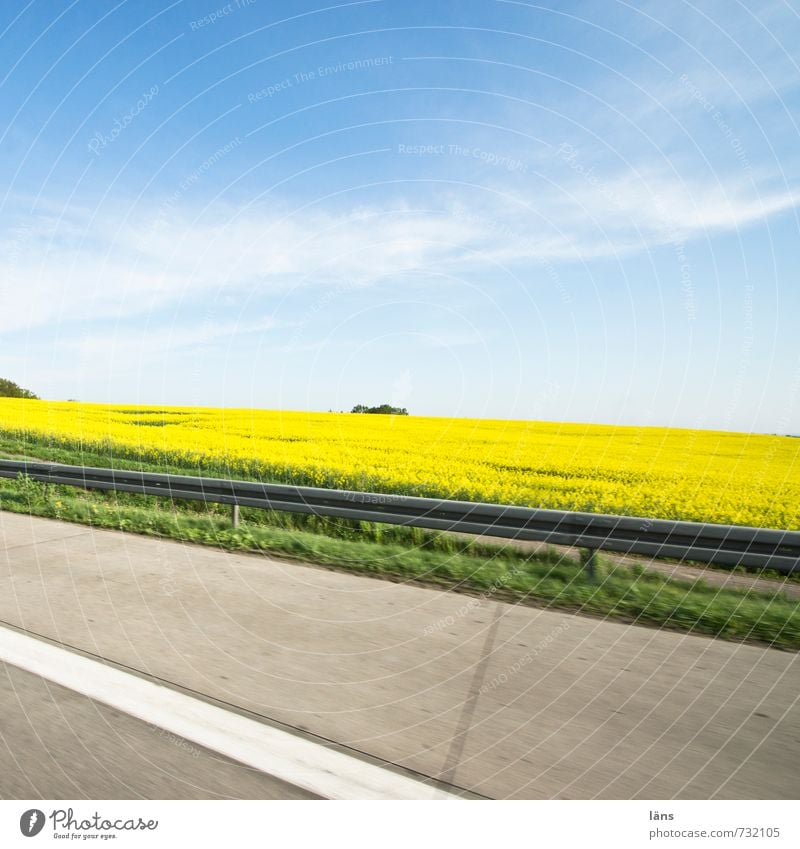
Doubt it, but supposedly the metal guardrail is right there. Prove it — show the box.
[0,460,798,574]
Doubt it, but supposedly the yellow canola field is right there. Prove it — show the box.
[0,399,798,529]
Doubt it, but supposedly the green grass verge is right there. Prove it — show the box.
[0,472,797,650]
[1,433,797,585]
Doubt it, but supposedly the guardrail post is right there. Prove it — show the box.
[581,547,597,579]
[231,504,240,529]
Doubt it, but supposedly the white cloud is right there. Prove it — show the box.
[1,164,796,336]
[545,166,800,242]
[69,316,284,361]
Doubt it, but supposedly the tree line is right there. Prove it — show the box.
[351,404,409,415]
[0,378,38,399]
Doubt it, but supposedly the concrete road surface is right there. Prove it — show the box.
[0,661,317,799]
[0,511,797,799]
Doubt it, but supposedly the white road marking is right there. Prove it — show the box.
[0,626,459,800]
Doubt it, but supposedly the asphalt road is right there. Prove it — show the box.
[0,510,797,799]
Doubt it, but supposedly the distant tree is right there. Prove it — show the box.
[0,378,39,399]
[351,403,408,415]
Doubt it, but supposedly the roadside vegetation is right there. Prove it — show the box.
[0,471,797,650]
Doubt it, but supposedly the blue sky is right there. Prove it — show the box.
[1,0,798,433]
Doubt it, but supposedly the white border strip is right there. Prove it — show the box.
[0,626,458,800]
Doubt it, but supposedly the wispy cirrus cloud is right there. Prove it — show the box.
[68,315,285,361]
[1,161,796,336]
